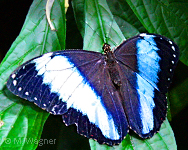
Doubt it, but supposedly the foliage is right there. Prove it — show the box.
[0,0,188,149]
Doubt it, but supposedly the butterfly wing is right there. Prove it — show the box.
[62,58,128,145]
[7,50,128,145]
[114,33,179,138]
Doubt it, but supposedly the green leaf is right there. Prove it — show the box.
[89,135,134,150]
[0,0,66,90]
[126,0,188,65]
[168,63,188,116]
[0,0,66,149]
[131,120,176,150]
[72,0,125,52]
[0,89,49,150]
[170,80,188,115]
[106,0,147,38]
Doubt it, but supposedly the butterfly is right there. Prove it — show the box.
[6,33,179,146]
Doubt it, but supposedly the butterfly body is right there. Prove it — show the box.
[103,43,122,87]
[7,33,179,145]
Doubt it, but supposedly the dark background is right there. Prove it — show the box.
[0,0,187,149]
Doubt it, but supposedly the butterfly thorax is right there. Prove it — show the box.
[103,43,121,88]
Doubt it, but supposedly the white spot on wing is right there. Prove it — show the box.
[11,74,16,79]
[34,54,120,140]
[18,87,22,91]
[13,80,17,86]
[34,97,37,100]
[52,106,56,114]
[25,92,29,95]
[171,46,175,51]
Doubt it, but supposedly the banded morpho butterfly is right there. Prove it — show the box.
[7,33,179,146]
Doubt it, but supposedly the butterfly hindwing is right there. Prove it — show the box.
[114,33,179,138]
[7,50,128,145]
